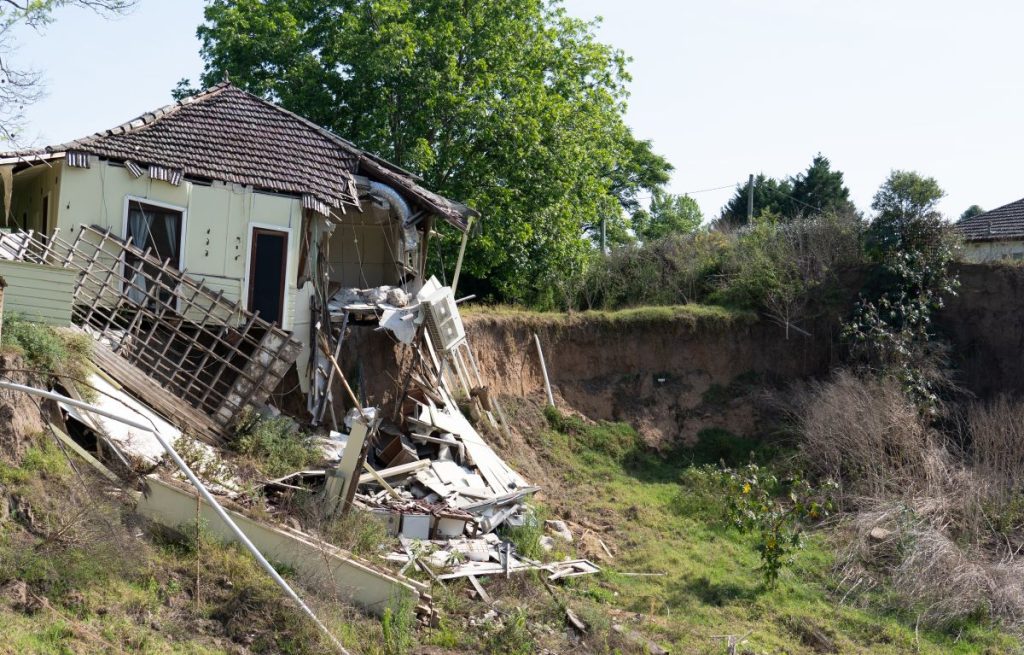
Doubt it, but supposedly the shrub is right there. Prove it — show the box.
[1,314,92,382]
[721,463,834,587]
[231,408,319,477]
[967,394,1024,501]
[792,371,949,499]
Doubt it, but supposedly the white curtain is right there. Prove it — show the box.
[127,208,150,304]
[162,213,177,263]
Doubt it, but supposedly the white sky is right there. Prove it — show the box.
[15,0,1024,220]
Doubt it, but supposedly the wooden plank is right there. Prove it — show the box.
[357,459,430,486]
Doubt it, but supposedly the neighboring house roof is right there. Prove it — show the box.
[957,197,1024,242]
[0,83,472,230]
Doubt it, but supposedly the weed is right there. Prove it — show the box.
[500,506,546,560]
[543,407,641,462]
[721,463,835,587]
[1,314,92,384]
[484,607,534,655]
[231,408,319,477]
[382,592,415,655]
[323,508,394,557]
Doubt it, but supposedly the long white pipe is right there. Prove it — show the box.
[0,380,352,655]
[451,215,474,296]
[533,333,555,407]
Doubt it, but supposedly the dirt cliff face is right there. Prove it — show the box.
[341,263,1023,447]
[461,309,843,447]
[938,263,1024,398]
[0,353,43,465]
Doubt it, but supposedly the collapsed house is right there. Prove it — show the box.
[0,83,594,618]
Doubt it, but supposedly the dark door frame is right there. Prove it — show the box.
[246,226,289,325]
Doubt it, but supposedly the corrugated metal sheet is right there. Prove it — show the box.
[0,259,76,326]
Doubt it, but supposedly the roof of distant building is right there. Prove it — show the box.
[957,197,1024,242]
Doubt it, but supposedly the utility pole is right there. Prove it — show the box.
[600,216,607,254]
[746,173,754,224]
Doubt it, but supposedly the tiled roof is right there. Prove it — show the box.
[1,83,472,229]
[957,197,1024,242]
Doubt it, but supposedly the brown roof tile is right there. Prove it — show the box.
[3,83,472,229]
[957,197,1024,242]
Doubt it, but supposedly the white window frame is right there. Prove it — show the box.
[121,195,189,313]
[121,195,189,270]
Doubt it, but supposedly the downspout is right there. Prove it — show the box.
[366,180,411,226]
[366,180,421,282]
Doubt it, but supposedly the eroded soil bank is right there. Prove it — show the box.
[348,262,1023,450]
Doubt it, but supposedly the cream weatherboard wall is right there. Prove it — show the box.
[0,259,77,326]
[961,240,1024,263]
[54,157,311,334]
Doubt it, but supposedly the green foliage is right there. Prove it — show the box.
[324,509,394,556]
[719,155,857,227]
[843,170,959,407]
[788,154,857,218]
[721,464,835,587]
[556,210,862,316]
[958,204,985,222]
[382,593,416,655]
[231,408,319,477]
[543,406,641,462]
[632,189,703,242]
[191,0,672,305]
[501,506,546,560]
[0,440,69,486]
[682,428,765,467]
[1,314,93,382]
[484,607,534,655]
[719,174,793,228]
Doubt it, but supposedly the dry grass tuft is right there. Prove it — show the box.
[796,372,1024,632]
[793,371,951,499]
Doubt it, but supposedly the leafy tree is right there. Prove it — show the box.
[718,174,792,228]
[187,0,671,305]
[0,0,135,143]
[632,189,702,242]
[787,154,856,218]
[844,171,958,408]
[959,204,985,222]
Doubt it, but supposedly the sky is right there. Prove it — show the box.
[13,0,1024,220]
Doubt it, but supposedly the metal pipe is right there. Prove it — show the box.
[533,333,555,407]
[451,215,474,296]
[0,380,352,655]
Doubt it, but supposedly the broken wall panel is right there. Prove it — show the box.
[0,227,302,437]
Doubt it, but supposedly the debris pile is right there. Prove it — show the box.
[313,278,599,584]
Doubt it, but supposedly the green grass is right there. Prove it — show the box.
[462,302,756,328]
[527,409,1020,654]
[1,313,93,383]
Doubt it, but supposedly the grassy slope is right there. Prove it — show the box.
[505,405,1019,654]
[462,302,757,328]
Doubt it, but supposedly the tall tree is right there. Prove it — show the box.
[187,0,672,304]
[632,189,702,242]
[846,170,956,406]
[0,0,135,143]
[959,204,984,221]
[788,154,856,218]
[718,174,792,228]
